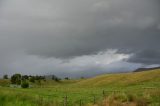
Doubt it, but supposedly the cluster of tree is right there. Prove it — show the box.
[51,75,71,81]
[10,74,46,88]
[64,77,70,80]
[52,75,61,82]
[4,73,73,88]
[28,75,46,83]
[3,75,8,79]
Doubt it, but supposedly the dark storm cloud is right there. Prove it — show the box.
[128,50,160,64]
[0,0,160,77]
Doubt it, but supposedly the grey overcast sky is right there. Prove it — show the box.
[0,0,160,77]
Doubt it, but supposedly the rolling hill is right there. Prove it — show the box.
[77,69,160,87]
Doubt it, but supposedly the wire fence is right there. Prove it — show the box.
[34,90,126,106]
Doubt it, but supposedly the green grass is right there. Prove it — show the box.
[0,69,160,106]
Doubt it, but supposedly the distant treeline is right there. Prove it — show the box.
[3,74,70,81]
[2,74,68,88]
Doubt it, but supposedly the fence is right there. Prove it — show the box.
[35,90,127,106]
[59,90,124,106]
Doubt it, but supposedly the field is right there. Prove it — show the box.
[0,69,160,106]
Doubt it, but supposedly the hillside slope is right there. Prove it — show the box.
[77,69,160,87]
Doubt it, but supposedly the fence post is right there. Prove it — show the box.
[63,95,67,106]
[103,90,105,97]
[38,96,43,105]
[79,99,82,106]
[93,95,96,104]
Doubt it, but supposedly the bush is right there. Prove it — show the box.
[11,74,21,85]
[21,82,29,88]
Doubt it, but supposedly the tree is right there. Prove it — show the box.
[29,76,35,83]
[64,77,69,80]
[52,75,60,82]
[81,77,84,79]
[52,75,56,80]
[21,75,29,81]
[3,75,8,79]
[55,77,60,82]
[11,74,21,85]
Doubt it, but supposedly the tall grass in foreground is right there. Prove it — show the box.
[0,87,159,106]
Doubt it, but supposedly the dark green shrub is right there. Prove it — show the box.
[21,81,29,88]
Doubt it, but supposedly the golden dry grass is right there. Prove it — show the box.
[77,69,160,87]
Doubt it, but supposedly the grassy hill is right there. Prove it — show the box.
[0,69,160,106]
[76,69,160,87]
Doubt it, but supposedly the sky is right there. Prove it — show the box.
[0,0,160,78]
